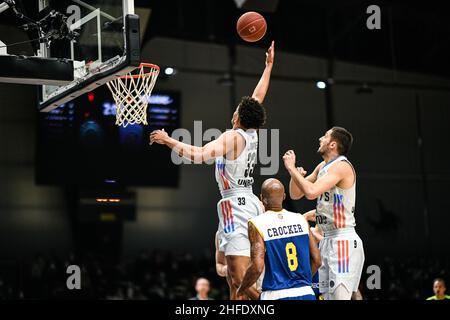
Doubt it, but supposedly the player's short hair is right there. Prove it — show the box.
[330,126,353,155]
[237,96,266,129]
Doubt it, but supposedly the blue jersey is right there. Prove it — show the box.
[249,210,312,293]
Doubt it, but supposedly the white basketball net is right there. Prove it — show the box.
[106,63,160,127]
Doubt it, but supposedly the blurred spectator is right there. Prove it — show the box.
[189,277,213,300]
[426,278,450,300]
[0,252,448,300]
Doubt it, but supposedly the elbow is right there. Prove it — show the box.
[304,187,320,200]
[289,181,303,200]
[305,192,318,200]
[289,191,302,200]
[196,147,210,163]
[253,261,264,275]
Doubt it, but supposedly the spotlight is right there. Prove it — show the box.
[164,67,176,76]
[316,81,326,89]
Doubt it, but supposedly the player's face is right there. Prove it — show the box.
[317,130,333,155]
[433,281,446,296]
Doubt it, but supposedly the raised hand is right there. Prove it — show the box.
[282,150,297,171]
[265,40,274,66]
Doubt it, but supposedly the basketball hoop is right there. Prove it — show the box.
[106,63,160,127]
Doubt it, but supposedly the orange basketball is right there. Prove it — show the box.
[236,12,267,42]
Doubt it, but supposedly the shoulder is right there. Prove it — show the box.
[283,211,309,234]
[328,159,353,175]
[284,210,302,217]
[295,212,309,227]
[315,161,326,172]
[248,216,266,239]
[218,131,245,151]
[222,129,246,143]
[285,210,308,224]
[250,213,276,230]
[220,130,239,139]
[250,213,270,225]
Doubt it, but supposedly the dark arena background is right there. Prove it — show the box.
[0,0,449,309]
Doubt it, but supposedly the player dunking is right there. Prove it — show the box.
[283,127,365,300]
[150,41,275,300]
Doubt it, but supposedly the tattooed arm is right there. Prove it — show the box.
[236,221,265,300]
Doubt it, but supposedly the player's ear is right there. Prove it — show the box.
[283,193,286,201]
[234,113,240,126]
[261,197,268,207]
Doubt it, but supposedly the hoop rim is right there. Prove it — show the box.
[119,63,160,79]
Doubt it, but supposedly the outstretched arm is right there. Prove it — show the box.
[150,129,242,163]
[252,41,274,104]
[237,222,264,300]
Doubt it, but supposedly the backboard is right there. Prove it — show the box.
[38,0,140,112]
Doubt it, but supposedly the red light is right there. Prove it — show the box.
[84,112,90,118]
[87,92,95,103]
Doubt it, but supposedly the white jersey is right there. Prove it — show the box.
[215,128,258,197]
[316,156,356,234]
